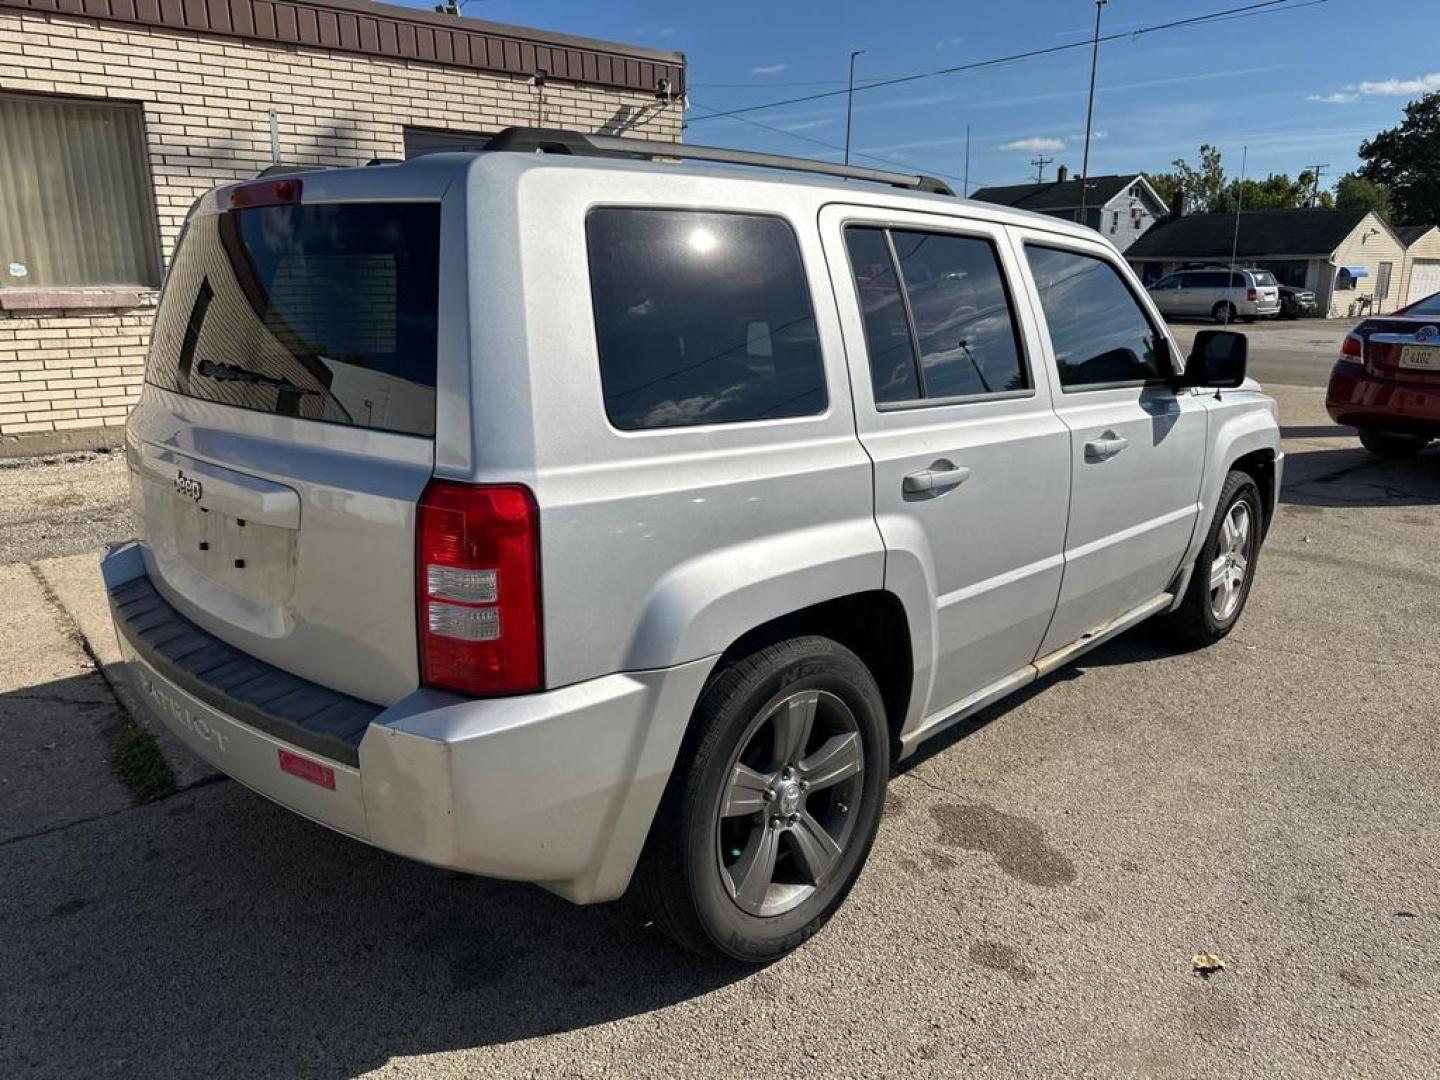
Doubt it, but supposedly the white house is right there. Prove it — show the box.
[970,169,1169,252]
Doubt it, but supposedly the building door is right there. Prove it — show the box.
[1409,260,1440,305]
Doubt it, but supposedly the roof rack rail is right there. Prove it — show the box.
[483,126,955,196]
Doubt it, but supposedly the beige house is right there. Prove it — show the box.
[1127,209,1407,319]
[1396,225,1440,308]
[0,0,684,454]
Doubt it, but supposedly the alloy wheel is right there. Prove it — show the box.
[1208,500,1254,621]
[715,689,865,918]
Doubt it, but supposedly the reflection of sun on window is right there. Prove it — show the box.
[687,227,718,254]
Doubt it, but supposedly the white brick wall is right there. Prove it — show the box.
[0,9,681,446]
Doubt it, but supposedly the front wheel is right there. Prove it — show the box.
[1358,429,1430,458]
[1165,471,1262,648]
[636,636,890,962]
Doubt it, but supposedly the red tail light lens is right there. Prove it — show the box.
[417,480,541,696]
[1339,332,1364,365]
[228,177,303,210]
[1247,288,1257,301]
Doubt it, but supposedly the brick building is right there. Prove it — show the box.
[0,0,685,453]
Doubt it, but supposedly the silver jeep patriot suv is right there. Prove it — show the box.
[104,128,1281,962]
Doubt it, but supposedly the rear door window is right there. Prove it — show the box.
[843,225,1028,405]
[586,208,826,430]
[147,203,441,436]
[1025,245,1169,390]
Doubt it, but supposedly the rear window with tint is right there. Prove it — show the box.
[586,208,826,430]
[147,203,441,437]
[1252,271,1277,287]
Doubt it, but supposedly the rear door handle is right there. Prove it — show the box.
[1084,433,1129,462]
[902,463,971,494]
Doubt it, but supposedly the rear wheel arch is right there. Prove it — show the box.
[708,591,915,754]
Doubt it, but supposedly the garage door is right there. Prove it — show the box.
[1409,259,1440,305]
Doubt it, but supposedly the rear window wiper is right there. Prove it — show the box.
[197,358,320,396]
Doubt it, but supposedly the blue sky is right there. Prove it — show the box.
[404,0,1434,195]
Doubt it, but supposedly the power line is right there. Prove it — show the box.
[686,0,1315,125]
[685,99,997,191]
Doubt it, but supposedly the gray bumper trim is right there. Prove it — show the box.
[109,574,379,766]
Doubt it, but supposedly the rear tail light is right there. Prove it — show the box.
[1339,332,1364,366]
[417,480,541,696]
[1247,288,1258,301]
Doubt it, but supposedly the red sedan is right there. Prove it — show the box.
[1327,290,1440,457]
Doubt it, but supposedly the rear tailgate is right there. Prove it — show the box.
[128,169,458,706]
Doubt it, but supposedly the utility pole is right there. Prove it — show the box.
[1305,162,1329,207]
[963,124,971,197]
[844,49,865,166]
[1078,0,1107,227]
[1031,155,1054,182]
[1226,145,1248,325]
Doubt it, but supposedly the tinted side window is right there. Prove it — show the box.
[843,228,921,403]
[586,209,826,430]
[889,231,1028,398]
[1025,246,1168,389]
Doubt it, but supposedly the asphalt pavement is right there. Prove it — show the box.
[2,385,1438,1079]
[1169,317,1353,388]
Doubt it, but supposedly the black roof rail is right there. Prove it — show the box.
[483,126,954,196]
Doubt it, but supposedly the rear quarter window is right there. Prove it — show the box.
[585,208,827,431]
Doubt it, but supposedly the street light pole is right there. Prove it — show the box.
[1078,0,1107,227]
[844,49,865,165]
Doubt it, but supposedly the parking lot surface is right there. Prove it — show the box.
[2,385,1438,1079]
[1169,318,1352,387]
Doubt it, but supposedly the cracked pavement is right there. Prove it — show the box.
[2,384,1438,1079]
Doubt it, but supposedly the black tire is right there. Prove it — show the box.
[1165,471,1263,649]
[1358,429,1429,458]
[1212,301,1237,324]
[636,635,890,963]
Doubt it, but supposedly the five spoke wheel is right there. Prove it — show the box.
[1208,500,1253,621]
[717,689,865,917]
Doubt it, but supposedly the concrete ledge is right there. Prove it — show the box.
[0,286,148,312]
[0,425,126,459]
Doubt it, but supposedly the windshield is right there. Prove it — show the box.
[146,202,441,436]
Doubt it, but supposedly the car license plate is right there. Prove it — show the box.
[1399,344,1440,371]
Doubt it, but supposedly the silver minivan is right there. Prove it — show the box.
[104,129,1281,962]
[1148,266,1282,322]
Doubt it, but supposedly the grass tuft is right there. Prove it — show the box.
[111,723,177,804]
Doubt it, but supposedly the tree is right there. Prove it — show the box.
[1220,170,1333,211]
[1358,91,1440,225]
[1170,144,1226,213]
[1334,172,1394,220]
[1148,171,1181,213]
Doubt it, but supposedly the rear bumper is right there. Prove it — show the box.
[103,543,716,903]
[1326,364,1440,436]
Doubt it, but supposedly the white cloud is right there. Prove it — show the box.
[1355,72,1440,96]
[935,36,965,48]
[750,64,788,76]
[1308,92,1358,104]
[1001,137,1066,152]
[776,117,836,132]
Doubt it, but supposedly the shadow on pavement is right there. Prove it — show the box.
[1,680,746,1080]
[1280,444,1440,509]
[1280,424,1352,440]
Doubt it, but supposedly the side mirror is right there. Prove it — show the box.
[1180,330,1247,389]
